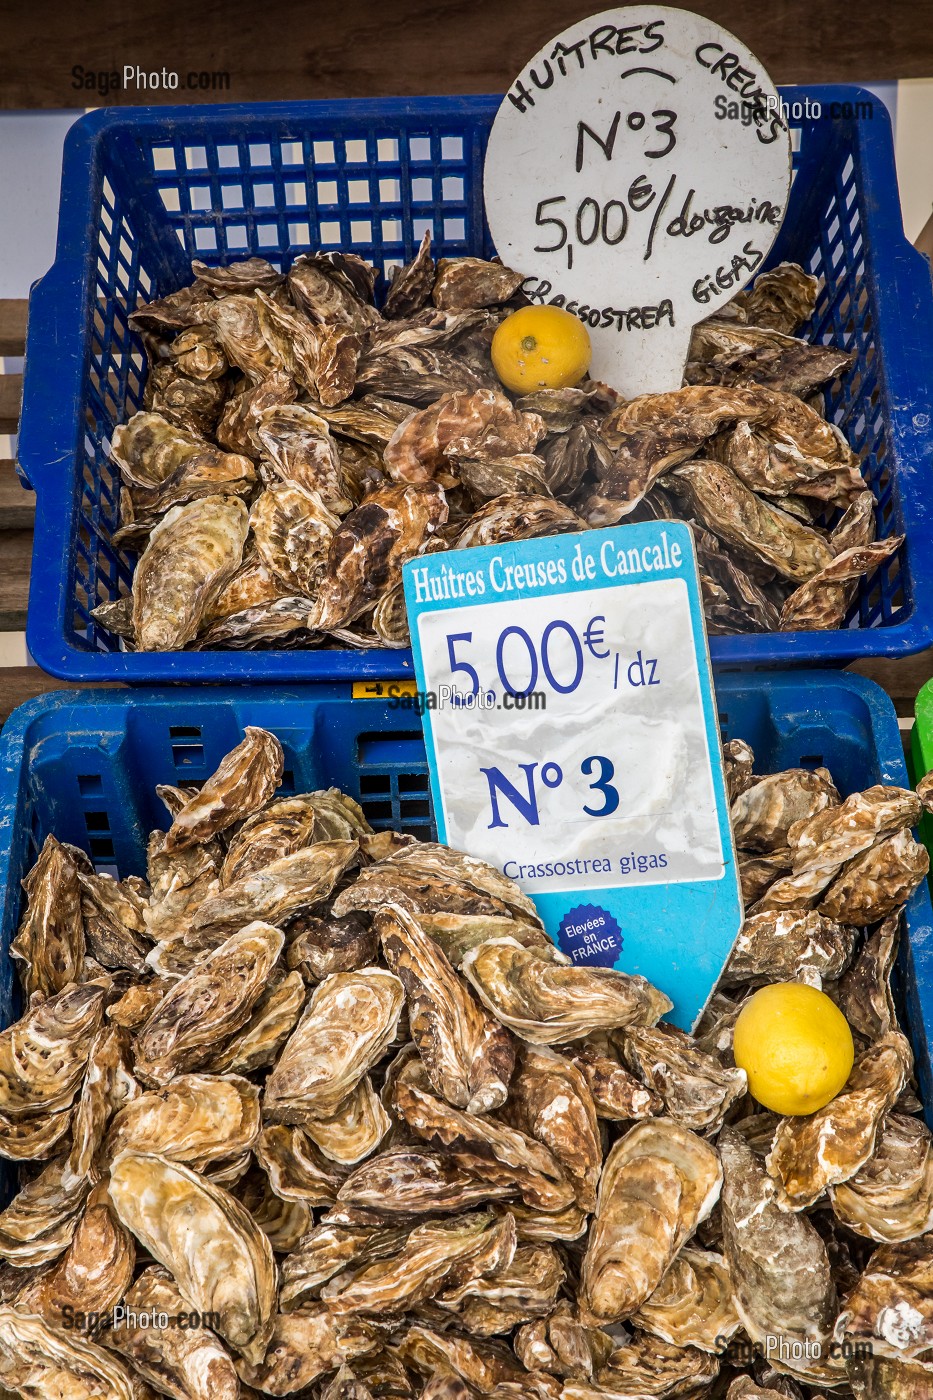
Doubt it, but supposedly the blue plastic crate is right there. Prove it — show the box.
[18,88,933,681]
[0,673,929,1207]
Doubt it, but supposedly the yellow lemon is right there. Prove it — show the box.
[732,982,854,1116]
[491,305,591,393]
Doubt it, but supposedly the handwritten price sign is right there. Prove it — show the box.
[484,5,792,395]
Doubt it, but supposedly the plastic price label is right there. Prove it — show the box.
[403,521,743,1029]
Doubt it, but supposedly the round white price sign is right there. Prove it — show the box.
[484,6,792,396]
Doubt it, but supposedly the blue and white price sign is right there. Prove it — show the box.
[402,520,742,1029]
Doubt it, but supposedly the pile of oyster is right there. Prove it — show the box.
[1,726,932,1400]
[91,242,900,652]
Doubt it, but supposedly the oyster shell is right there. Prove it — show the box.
[67,1022,139,1184]
[0,1156,90,1265]
[192,255,283,294]
[164,725,284,852]
[669,457,834,582]
[303,1074,392,1165]
[333,1147,517,1219]
[235,1306,382,1396]
[107,979,170,1031]
[372,581,411,646]
[781,536,903,630]
[11,833,84,1000]
[107,1264,240,1400]
[416,914,559,969]
[144,829,222,945]
[384,232,435,318]
[834,914,898,1040]
[0,1103,72,1161]
[149,367,230,438]
[255,1123,347,1205]
[460,937,672,1044]
[723,1382,798,1399]
[134,922,284,1083]
[819,828,929,925]
[580,1118,722,1323]
[620,1023,747,1133]
[337,840,542,926]
[111,410,228,490]
[568,1045,664,1121]
[254,287,322,394]
[454,494,583,548]
[279,1222,410,1310]
[253,402,352,511]
[750,861,841,914]
[115,449,257,547]
[79,869,152,975]
[738,848,793,905]
[24,1186,134,1330]
[0,980,106,1119]
[264,967,404,1123]
[766,1031,913,1209]
[104,1071,260,1168]
[787,784,922,875]
[390,1060,574,1213]
[131,279,215,332]
[320,1210,516,1317]
[309,480,449,630]
[288,912,379,982]
[500,1200,592,1245]
[633,1246,740,1352]
[595,382,855,516]
[724,909,856,987]
[835,1237,933,1365]
[719,1127,842,1386]
[687,320,852,397]
[0,1306,145,1399]
[383,388,544,484]
[513,1300,614,1380]
[314,393,413,448]
[216,370,297,456]
[433,257,524,311]
[132,494,249,650]
[563,1332,720,1399]
[205,969,307,1074]
[457,452,550,502]
[502,1044,601,1211]
[316,323,363,407]
[846,1354,933,1399]
[830,1112,933,1243]
[201,293,277,381]
[240,1167,314,1253]
[395,1323,526,1389]
[186,839,360,946]
[109,1149,276,1364]
[250,481,341,595]
[743,262,819,332]
[436,1242,565,1336]
[377,903,515,1114]
[289,252,381,331]
[731,768,839,853]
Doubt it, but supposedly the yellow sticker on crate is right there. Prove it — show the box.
[351,681,418,699]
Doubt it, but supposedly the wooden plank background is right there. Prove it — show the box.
[0,0,931,109]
